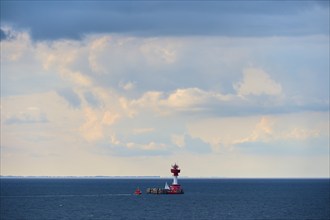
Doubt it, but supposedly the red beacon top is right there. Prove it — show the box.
[171,163,181,177]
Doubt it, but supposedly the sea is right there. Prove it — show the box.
[1,178,329,220]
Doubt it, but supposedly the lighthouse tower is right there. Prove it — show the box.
[146,163,184,194]
[169,163,183,194]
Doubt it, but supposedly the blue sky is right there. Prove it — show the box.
[1,1,329,177]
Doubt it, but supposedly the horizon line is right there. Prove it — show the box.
[1,175,329,179]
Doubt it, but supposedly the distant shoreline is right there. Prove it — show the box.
[0,176,161,179]
[1,176,329,179]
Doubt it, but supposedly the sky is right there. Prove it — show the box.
[0,1,329,178]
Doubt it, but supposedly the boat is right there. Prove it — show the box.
[134,187,142,195]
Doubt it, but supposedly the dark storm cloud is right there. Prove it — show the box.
[1,1,328,40]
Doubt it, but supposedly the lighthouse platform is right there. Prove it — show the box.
[146,185,184,194]
[146,163,184,195]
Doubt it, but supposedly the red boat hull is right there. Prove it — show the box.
[134,188,142,195]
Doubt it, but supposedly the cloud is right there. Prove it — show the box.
[3,27,326,113]
[1,1,328,40]
[35,38,94,89]
[139,39,178,64]
[79,107,120,142]
[234,68,282,96]
[80,107,104,142]
[5,110,48,125]
[187,111,329,154]
[1,28,31,61]
[119,81,136,91]
[126,141,166,151]
[126,87,237,116]
[166,88,224,109]
[285,128,320,140]
[88,36,112,74]
[234,116,275,144]
[1,26,329,177]
[171,134,185,148]
[124,84,292,117]
[101,111,119,126]
[133,127,155,135]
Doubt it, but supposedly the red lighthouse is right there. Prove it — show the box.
[169,163,183,194]
[146,163,184,194]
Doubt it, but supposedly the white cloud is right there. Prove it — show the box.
[139,38,179,64]
[188,111,328,153]
[80,107,121,142]
[80,107,104,141]
[126,141,167,151]
[1,27,329,177]
[1,27,31,61]
[234,116,275,144]
[285,128,320,140]
[36,40,94,88]
[37,40,81,70]
[234,67,282,96]
[133,127,155,135]
[101,111,119,125]
[166,88,224,109]
[126,87,236,116]
[4,108,48,125]
[61,69,93,87]
[88,36,112,74]
[119,81,136,91]
[171,134,185,148]
[128,91,164,115]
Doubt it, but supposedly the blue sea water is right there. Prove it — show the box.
[1,178,329,220]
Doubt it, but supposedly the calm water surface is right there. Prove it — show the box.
[1,178,329,219]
